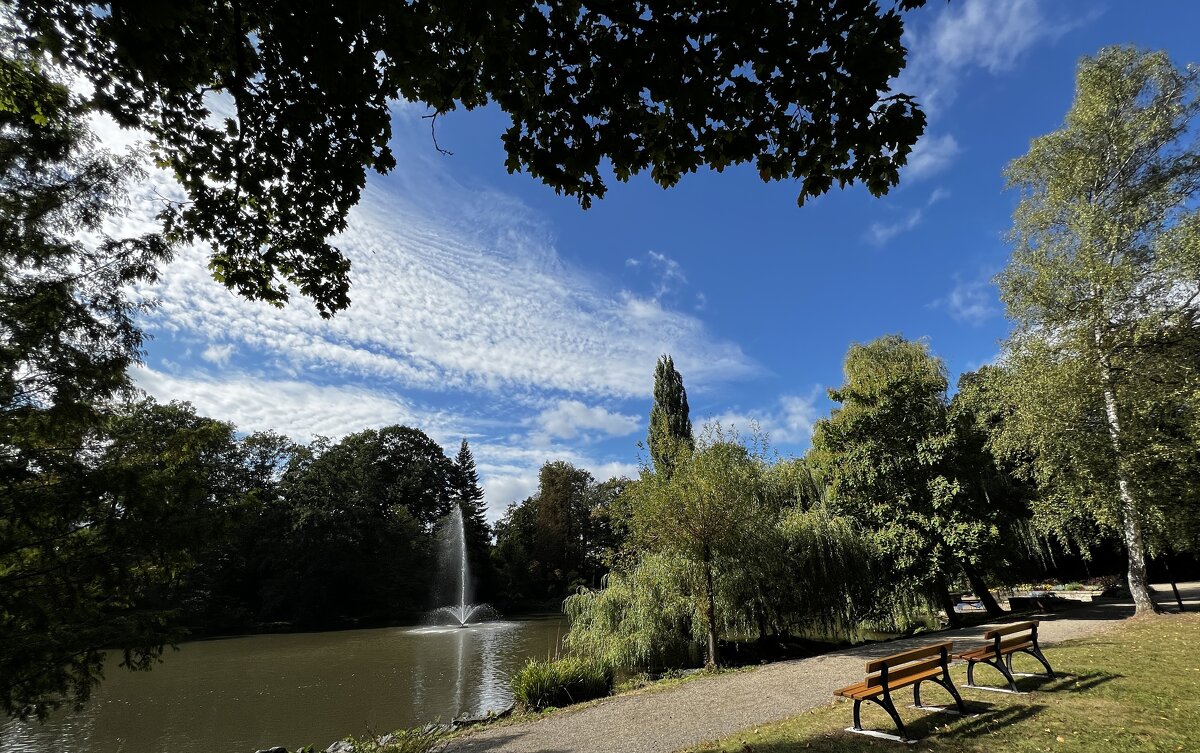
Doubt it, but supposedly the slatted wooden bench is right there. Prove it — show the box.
[954,620,1055,693]
[833,640,965,742]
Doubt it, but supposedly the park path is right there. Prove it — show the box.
[448,582,1199,753]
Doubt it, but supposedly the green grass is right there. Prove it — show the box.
[686,613,1200,753]
[339,726,447,753]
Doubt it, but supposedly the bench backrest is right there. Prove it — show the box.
[864,641,952,689]
[983,620,1038,641]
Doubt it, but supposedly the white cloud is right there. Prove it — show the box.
[932,274,1001,325]
[124,177,753,401]
[646,250,686,299]
[927,187,951,206]
[474,442,640,520]
[626,249,691,302]
[704,390,823,448]
[201,343,235,366]
[481,473,539,515]
[131,366,465,442]
[866,187,953,246]
[867,209,924,246]
[533,399,639,440]
[930,0,1065,75]
[905,134,960,180]
[898,0,1089,116]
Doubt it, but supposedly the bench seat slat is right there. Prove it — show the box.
[835,666,946,700]
[864,641,952,673]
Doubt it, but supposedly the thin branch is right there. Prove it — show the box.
[421,111,454,156]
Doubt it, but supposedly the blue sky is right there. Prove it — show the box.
[114,1,1200,520]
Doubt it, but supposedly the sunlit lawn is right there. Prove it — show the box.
[687,613,1200,753]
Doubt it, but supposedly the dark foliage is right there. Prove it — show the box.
[0,51,186,719]
[13,0,929,314]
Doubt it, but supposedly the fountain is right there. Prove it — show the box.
[430,503,498,627]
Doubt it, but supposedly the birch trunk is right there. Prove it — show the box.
[1098,352,1159,615]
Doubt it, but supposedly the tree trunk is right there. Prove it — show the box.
[1164,556,1185,612]
[936,575,961,627]
[703,547,718,669]
[961,561,1005,617]
[1098,357,1160,615]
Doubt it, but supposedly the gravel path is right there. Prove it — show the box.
[449,582,1199,753]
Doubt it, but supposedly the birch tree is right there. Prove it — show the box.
[999,46,1200,614]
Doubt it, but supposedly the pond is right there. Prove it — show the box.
[0,616,566,753]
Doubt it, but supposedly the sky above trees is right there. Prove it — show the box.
[116,0,1200,520]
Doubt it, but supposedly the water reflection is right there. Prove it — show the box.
[0,617,564,753]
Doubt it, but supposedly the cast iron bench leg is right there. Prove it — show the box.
[1006,648,1056,679]
[1027,646,1056,677]
[969,657,1018,692]
[854,694,909,740]
[915,677,966,713]
[869,693,908,740]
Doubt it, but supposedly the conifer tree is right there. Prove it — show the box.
[454,439,494,599]
[648,355,694,476]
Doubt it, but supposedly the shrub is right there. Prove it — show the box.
[510,655,613,711]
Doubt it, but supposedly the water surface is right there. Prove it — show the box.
[1,616,565,753]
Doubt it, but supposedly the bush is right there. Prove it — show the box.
[510,656,613,711]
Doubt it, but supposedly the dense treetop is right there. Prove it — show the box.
[12,0,928,314]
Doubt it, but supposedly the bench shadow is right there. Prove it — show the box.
[932,702,1046,741]
[1020,670,1119,694]
[766,670,1120,752]
[959,668,1119,695]
[745,703,1048,752]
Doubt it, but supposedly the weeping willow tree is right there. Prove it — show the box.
[565,434,889,671]
[563,554,703,670]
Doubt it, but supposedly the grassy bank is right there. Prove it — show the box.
[687,613,1200,753]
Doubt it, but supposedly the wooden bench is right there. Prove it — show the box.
[833,641,965,742]
[954,620,1055,693]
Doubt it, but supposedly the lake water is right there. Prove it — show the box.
[0,616,566,753]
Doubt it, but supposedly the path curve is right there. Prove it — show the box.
[449,582,1198,753]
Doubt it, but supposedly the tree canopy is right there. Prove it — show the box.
[810,335,1008,621]
[0,50,183,719]
[12,0,929,314]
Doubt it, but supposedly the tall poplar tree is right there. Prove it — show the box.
[998,46,1200,615]
[648,354,693,476]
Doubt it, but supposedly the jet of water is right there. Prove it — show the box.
[429,503,498,627]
